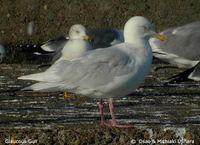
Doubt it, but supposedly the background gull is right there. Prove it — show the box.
[88,28,124,48]
[27,21,35,36]
[14,24,91,64]
[0,44,5,63]
[149,21,200,82]
[53,24,92,63]
[18,16,166,128]
[41,29,123,52]
[40,28,124,64]
[40,24,92,66]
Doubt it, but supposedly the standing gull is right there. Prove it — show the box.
[18,16,166,128]
[149,22,200,82]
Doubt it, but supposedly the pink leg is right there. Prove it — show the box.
[98,99,106,126]
[109,98,117,125]
[105,98,133,128]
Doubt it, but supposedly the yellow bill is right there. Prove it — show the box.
[83,35,91,41]
[153,33,168,42]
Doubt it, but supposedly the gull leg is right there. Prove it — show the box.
[63,92,77,100]
[105,98,133,128]
[109,98,117,125]
[63,92,72,100]
[98,99,106,126]
[64,92,68,99]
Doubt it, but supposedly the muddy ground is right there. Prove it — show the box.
[0,61,200,144]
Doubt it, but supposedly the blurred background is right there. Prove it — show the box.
[0,0,200,48]
[0,0,200,64]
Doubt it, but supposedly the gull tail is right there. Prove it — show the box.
[18,73,45,82]
[22,82,59,91]
[18,44,54,56]
[166,64,198,84]
[41,35,68,52]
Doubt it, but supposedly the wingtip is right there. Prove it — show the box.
[18,75,33,80]
[41,44,54,52]
[21,87,31,91]
[18,76,23,80]
[18,76,27,80]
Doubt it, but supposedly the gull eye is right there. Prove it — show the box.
[75,30,80,34]
[143,26,149,31]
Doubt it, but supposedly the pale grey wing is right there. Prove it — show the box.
[28,45,135,91]
[153,21,200,60]
[41,36,68,52]
[88,28,124,49]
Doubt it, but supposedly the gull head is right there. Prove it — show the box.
[69,24,90,41]
[124,16,167,43]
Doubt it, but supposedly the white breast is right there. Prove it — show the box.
[62,40,92,60]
